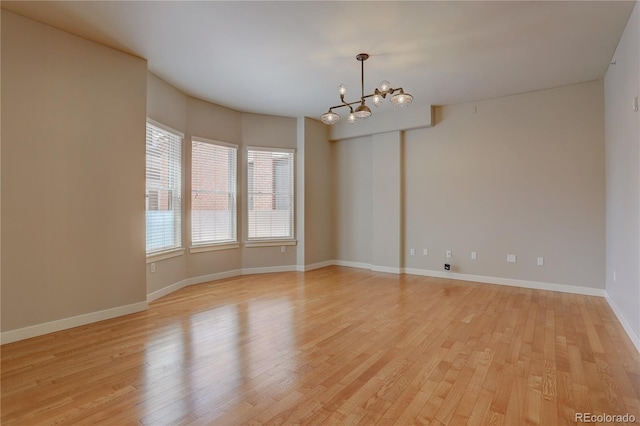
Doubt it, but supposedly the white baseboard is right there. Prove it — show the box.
[242,265,298,275]
[333,260,372,270]
[4,261,624,347]
[186,269,242,286]
[0,301,148,345]
[147,279,188,302]
[605,292,640,353]
[371,265,403,274]
[403,267,606,297]
[297,260,335,272]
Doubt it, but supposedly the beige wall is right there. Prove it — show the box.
[185,97,244,278]
[146,73,189,294]
[301,117,333,267]
[404,81,605,289]
[371,132,403,271]
[240,113,298,269]
[332,136,373,265]
[147,72,187,133]
[605,2,639,338]
[1,11,148,331]
[332,81,606,290]
[146,77,303,295]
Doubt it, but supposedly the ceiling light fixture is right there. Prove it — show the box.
[321,53,413,125]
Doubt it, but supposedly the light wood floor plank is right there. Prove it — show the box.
[2,266,639,425]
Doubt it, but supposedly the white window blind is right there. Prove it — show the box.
[191,138,237,245]
[247,148,295,240]
[146,120,182,254]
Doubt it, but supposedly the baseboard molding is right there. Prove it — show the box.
[242,265,298,275]
[605,292,640,353]
[186,269,242,286]
[371,265,403,274]
[403,267,606,297]
[147,279,189,302]
[3,261,617,346]
[0,301,148,345]
[297,260,335,272]
[333,260,372,270]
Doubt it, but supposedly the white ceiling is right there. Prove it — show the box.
[2,1,635,120]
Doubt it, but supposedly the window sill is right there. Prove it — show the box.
[190,243,240,254]
[244,240,297,248]
[146,248,185,263]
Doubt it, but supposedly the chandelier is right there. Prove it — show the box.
[321,53,414,125]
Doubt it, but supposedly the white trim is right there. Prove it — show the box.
[186,269,243,286]
[189,243,240,254]
[297,260,335,272]
[147,279,188,302]
[245,240,297,248]
[242,265,298,275]
[191,136,238,150]
[403,267,606,297]
[6,262,617,345]
[146,248,185,263]
[371,265,403,274]
[0,301,148,345]
[146,118,184,138]
[333,260,372,270]
[246,145,296,154]
[605,292,640,353]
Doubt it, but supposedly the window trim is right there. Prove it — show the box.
[146,248,185,263]
[246,146,296,243]
[190,136,239,247]
[147,118,185,139]
[189,242,240,254]
[145,118,184,256]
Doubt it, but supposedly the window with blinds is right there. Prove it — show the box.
[191,138,237,246]
[146,120,183,255]
[247,147,295,240]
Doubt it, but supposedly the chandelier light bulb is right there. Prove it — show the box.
[320,110,340,125]
[354,102,372,119]
[320,54,413,125]
[390,90,413,108]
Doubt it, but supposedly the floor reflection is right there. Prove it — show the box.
[142,297,294,423]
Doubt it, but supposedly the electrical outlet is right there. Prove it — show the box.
[471,251,477,260]
[150,263,156,273]
[507,254,517,263]
[537,257,544,266]
[446,250,452,258]
[410,248,416,256]
[423,248,428,256]
[281,246,286,253]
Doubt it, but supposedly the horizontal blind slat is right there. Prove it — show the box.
[191,139,237,245]
[247,149,294,240]
[146,121,182,254]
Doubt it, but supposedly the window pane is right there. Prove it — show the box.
[247,149,294,240]
[191,139,237,245]
[146,122,182,254]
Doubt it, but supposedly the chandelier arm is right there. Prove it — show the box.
[321,53,413,124]
[328,100,361,110]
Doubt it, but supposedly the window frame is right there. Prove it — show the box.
[145,118,184,258]
[190,136,239,252]
[245,146,296,245]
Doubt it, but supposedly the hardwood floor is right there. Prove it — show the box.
[2,266,639,425]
